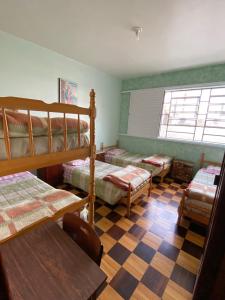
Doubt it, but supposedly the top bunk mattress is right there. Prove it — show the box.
[0,110,89,137]
[0,171,81,242]
[0,110,89,159]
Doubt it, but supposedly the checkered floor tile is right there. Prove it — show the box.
[59,180,206,300]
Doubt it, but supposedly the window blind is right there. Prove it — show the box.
[127,88,164,138]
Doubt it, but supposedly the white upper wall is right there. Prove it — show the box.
[0,30,122,148]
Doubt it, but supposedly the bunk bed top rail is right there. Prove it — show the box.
[0,97,90,115]
[0,90,96,177]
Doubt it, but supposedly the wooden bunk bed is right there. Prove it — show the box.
[178,153,222,225]
[0,90,96,243]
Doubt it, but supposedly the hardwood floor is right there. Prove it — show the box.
[60,180,206,300]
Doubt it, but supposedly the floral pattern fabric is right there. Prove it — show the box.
[0,172,81,242]
[105,150,172,177]
[63,160,149,205]
[183,166,221,218]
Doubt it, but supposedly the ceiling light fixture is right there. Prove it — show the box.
[132,26,143,40]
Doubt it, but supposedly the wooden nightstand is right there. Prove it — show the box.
[171,159,194,183]
[96,151,106,162]
[37,164,63,186]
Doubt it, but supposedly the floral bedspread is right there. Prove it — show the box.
[184,166,221,218]
[0,172,81,242]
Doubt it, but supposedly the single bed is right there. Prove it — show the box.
[105,148,172,182]
[63,160,152,216]
[178,153,221,225]
[0,90,96,243]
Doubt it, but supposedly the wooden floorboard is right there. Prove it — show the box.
[61,180,205,299]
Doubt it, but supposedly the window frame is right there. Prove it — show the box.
[158,83,225,147]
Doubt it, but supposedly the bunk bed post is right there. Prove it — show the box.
[2,108,11,159]
[200,152,205,168]
[88,89,96,226]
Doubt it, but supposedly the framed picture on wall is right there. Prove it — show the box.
[59,78,78,104]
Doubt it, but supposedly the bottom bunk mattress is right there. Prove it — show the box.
[183,166,220,219]
[105,150,172,177]
[63,160,150,205]
[0,172,81,242]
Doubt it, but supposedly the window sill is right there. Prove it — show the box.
[119,133,225,149]
[157,137,225,148]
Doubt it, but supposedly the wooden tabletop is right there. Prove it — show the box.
[0,221,106,300]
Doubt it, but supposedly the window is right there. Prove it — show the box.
[159,86,225,145]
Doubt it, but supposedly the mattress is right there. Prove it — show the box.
[0,110,89,137]
[64,160,131,205]
[0,133,89,159]
[0,110,89,159]
[105,151,172,177]
[0,172,81,241]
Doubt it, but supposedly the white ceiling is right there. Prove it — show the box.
[0,0,225,79]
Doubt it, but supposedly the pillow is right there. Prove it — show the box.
[206,165,221,175]
[65,158,90,167]
[106,148,126,156]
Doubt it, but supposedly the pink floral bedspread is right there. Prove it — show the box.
[0,172,81,242]
[186,166,220,204]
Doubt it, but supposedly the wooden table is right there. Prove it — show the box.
[0,221,106,300]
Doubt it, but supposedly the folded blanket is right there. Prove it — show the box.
[0,110,89,138]
[186,181,216,205]
[103,165,150,191]
[142,154,171,167]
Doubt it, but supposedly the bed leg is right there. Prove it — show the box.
[177,192,185,225]
[127,203,131,217]
[126,183,132,217]
[148,176,152,197]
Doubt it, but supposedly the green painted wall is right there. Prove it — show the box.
[119,135,224,171]
[119,64,225,167]
[123,64,225,91]
[0,30,122,149]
